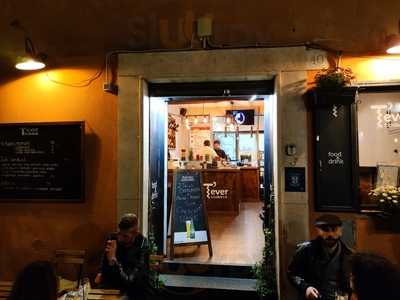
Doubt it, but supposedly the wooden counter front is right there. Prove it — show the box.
[167,167,259,216]
[239,167,260,202]
[202,169,240,215]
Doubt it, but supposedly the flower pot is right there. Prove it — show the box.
[305,87,358,109]
[372,211,400,232]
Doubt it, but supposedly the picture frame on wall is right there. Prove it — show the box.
[376,164,399,187]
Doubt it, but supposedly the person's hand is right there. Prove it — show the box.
[105,239,117,262]
[305,287,320,299]
[94,273,102,285]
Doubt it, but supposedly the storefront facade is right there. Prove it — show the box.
[116,47,328,298]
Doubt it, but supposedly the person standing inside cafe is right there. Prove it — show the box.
[198,140,218,161]
[287,214,353,300]
[95,213,151,300]
[213,140,228,160]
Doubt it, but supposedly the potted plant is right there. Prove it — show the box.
[314,67,355,89]
[306,67,357,108]
[368,185,400,231]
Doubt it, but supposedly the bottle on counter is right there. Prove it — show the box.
[180,148,186,161]
[188,148,194,161]
[190,219,195,239]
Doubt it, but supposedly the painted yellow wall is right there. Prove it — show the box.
[0,58,118,279]
[342,55,400,82]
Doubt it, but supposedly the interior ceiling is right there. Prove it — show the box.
[1,0,400,75]
[169,100,264,109]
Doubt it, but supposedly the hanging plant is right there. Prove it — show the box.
[314,67,355,89]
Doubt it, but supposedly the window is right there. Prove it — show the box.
[238,133,258,162]
[357,91,400,207]
[214,132,237,160]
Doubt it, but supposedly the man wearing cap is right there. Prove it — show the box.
[95,213,151,299]
[287,214,353,300]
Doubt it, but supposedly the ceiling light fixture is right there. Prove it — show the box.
[386,34,400,54]
[386,20,400,54]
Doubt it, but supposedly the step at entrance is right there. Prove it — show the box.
[160,274,257,291]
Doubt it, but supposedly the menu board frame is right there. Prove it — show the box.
[170,169,213,259]
[0,121,85,203]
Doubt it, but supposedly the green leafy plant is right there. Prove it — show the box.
[147,232,165,289]
[253,229,277,299]
[253,192,277,299]
[147,195,165,290]
[314,67,355,89]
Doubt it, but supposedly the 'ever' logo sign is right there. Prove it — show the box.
[203,182,230,200]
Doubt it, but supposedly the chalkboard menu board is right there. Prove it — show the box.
[170,169,212,258]
[0,122,84,202]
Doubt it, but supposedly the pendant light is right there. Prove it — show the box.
[202,102,208,123]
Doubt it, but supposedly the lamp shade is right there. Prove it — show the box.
[15,37,46,70]
[15,57,45,70]
[386,34,400,54]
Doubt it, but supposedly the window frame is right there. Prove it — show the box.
[357,84,400,210]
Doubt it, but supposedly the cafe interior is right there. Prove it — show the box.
[166,99,265,265]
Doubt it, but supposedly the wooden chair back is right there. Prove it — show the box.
[54,249,86,288]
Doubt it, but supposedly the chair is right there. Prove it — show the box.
[0,281,13,300]
[54,249,86,289]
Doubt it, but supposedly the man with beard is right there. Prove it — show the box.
[287,214,353,300]
[95,213,151,299]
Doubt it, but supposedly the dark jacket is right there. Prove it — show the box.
[287,237,353,300]
[100,233,150,295]
[214,148,227,160]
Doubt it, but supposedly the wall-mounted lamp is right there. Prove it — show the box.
[11,19,46,71]
[15,37,46,70]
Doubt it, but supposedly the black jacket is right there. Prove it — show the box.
[287,237,353,300]
[100,233,150,294]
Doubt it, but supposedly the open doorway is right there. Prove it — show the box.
[166,99,265,265]
[146,80,275,271]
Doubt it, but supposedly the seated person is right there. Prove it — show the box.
[95,213,150,299]
[350,253,400,300]
[288,214,353,300]
[9,261,58,300]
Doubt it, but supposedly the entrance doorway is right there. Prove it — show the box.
[146,80,275,270]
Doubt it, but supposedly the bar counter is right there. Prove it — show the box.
[168,167,260,216]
